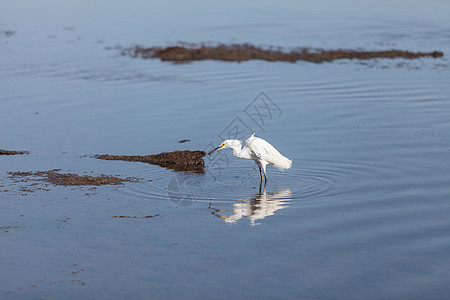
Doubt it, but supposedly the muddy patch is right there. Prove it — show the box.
[0,149,29,155]
[8,169,135,186]
[7,169,137,195]
[123,43,443,63]
[95,150,206,172]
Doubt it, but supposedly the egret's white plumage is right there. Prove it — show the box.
[208,133,292,182]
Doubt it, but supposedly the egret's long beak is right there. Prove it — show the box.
[208,146,222,156]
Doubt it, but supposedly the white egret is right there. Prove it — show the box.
[208,133,292,182]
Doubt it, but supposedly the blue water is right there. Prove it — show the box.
[1,0,450,299]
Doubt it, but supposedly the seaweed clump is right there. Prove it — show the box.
[0,149,29,155]
[95,150,206,172]
[124,43,444,63]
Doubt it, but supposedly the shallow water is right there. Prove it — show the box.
[1,0,450,299]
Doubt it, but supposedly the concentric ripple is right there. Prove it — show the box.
[119,158,368,208]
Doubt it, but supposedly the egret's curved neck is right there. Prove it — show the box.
[230,141,250,159]
[229,141,241,156]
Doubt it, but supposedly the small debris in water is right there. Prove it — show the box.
[112,214,160,219]
[95,150,206,172]
[1,225,21,233]
[123,43,444,63]
[0,149,29,155]
[0,30,16,37]
[178,139,190,143]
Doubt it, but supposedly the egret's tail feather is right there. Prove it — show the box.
[274,156,292,170]
[282,158,293,170]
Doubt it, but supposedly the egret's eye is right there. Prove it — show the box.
[221,143,225,147]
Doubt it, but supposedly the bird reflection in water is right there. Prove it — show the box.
[210,183,292,225]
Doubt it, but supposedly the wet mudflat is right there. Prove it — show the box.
[1,0,450,299]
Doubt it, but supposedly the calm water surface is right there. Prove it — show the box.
[1,0,450,299]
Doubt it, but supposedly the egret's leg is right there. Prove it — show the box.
[258,178,267,193]
[261,162,268,182]
[257,163,263,182]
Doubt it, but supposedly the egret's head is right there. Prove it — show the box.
[208,140,240,156]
